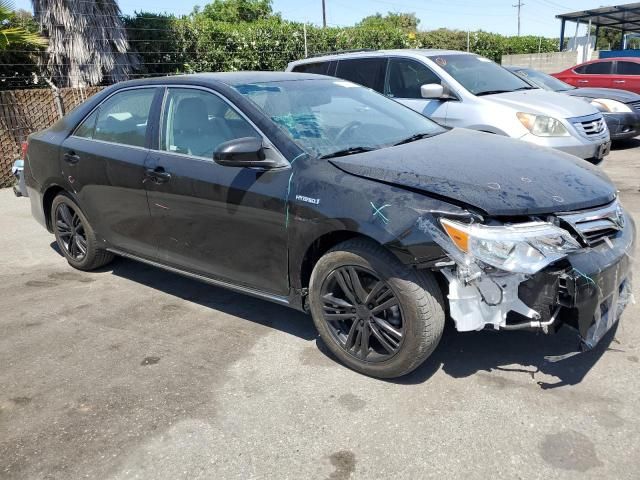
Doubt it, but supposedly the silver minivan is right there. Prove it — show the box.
[287,49,611,162]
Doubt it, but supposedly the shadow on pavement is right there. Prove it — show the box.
[394,320,621,389]
[50,242,623,389]
[50,243,316,341]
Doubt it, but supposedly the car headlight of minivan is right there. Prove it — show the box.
[440,218,581,274]
[516,112,570,137]
[590,98,632,113]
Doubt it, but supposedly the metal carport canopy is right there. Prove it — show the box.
[556,3,640,51]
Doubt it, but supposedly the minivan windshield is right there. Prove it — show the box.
[430,54,535,96]
[513,68,576,92]
[234,79,445,158]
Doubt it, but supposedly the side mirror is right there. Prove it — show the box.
[214,137,277,168]
[420,83,445,99]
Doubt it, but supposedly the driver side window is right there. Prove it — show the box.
[160,88,260,159]
[386,58,441,99]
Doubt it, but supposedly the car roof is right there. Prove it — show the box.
[576,57,640,66]
[289,49,473,65]
[111,71,327,89]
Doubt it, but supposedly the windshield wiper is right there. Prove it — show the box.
[475,89,511,96]
[475,87,527,96]
[476,86,536,96]
[319,146,376,159]
[393,132,435,146]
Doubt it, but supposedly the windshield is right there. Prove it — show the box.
[233,79,445,158]
[429,54,533,96]
[513,68,575,92]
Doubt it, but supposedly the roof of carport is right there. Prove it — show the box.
[556,3,640,32]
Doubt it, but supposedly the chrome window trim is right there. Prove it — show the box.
[69,85,159,147]
[66,135,150,152]
[156,84,289,167]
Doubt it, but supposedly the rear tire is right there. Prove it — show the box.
[309,239,445,378]
[51,193,114,271]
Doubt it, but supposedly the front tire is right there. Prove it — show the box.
[51,193,114,271]
[309,239,445,378]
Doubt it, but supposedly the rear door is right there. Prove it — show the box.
[384,57,449,124]
[61,87,160,258]
[573,61,615,88]
[613,60,640,93]
[143,86,290,294]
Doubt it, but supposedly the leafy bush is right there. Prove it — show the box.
[124,14,560,75]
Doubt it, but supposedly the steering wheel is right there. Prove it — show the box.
[335,121,363,144]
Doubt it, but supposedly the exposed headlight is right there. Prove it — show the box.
[440,219,581,274]
[590,98,632,113]
[516,112,570,137]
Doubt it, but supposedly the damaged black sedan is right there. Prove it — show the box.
[23,72,635,378]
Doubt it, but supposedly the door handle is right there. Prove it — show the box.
[145,166,171,184]
[63,151,80,164]
[613,80,626,84]
[577,80,589,83]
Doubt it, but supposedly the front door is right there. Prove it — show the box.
[384,58,449,124]
[143,87,290,295]
[60,87,159,258]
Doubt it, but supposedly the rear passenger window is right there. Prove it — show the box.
[335,58,386,92]
[616,61,640,75]
[92,89,156,147]
[387,58,441,99]
[292,62,329,75]
[575,62,613,74]
[74,109,99,139]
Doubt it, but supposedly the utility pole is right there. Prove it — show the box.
[513,0,523,36]
[322,0,327,28]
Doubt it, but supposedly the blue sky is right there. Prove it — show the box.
[14,0,617,37]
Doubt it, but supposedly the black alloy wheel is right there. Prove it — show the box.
[320,265,404,362]
[55,202,88,261]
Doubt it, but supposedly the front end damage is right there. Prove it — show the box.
[416,200,635,350]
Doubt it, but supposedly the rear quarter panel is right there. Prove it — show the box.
[24,86,118,226]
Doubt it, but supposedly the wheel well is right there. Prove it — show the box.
[42,185,65,232]
[299,231,376,289]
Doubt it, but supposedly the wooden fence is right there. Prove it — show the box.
[0,86,103,188]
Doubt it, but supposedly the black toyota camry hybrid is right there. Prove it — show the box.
[22,72,635,378]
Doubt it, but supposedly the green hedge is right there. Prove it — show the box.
[125,15,560,75]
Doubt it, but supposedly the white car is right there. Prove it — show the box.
[287,49,611,163]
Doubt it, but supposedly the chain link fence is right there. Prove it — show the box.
[0,86,103,188]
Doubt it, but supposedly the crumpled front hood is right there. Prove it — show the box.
[486,89,599,118]
[565,87,640,104]
[329,129,616,216]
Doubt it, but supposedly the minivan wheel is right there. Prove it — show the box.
[51,193,114,271]
[309,239,445,378]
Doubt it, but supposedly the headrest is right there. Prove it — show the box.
[174,97,208,132]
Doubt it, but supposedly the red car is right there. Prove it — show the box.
[553,57,640,94]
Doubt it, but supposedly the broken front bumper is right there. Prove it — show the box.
[440,207,635,349]
[519,216,634,348]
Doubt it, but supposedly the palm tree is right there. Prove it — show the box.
[0,1,47,49]
[31,0,139,87]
